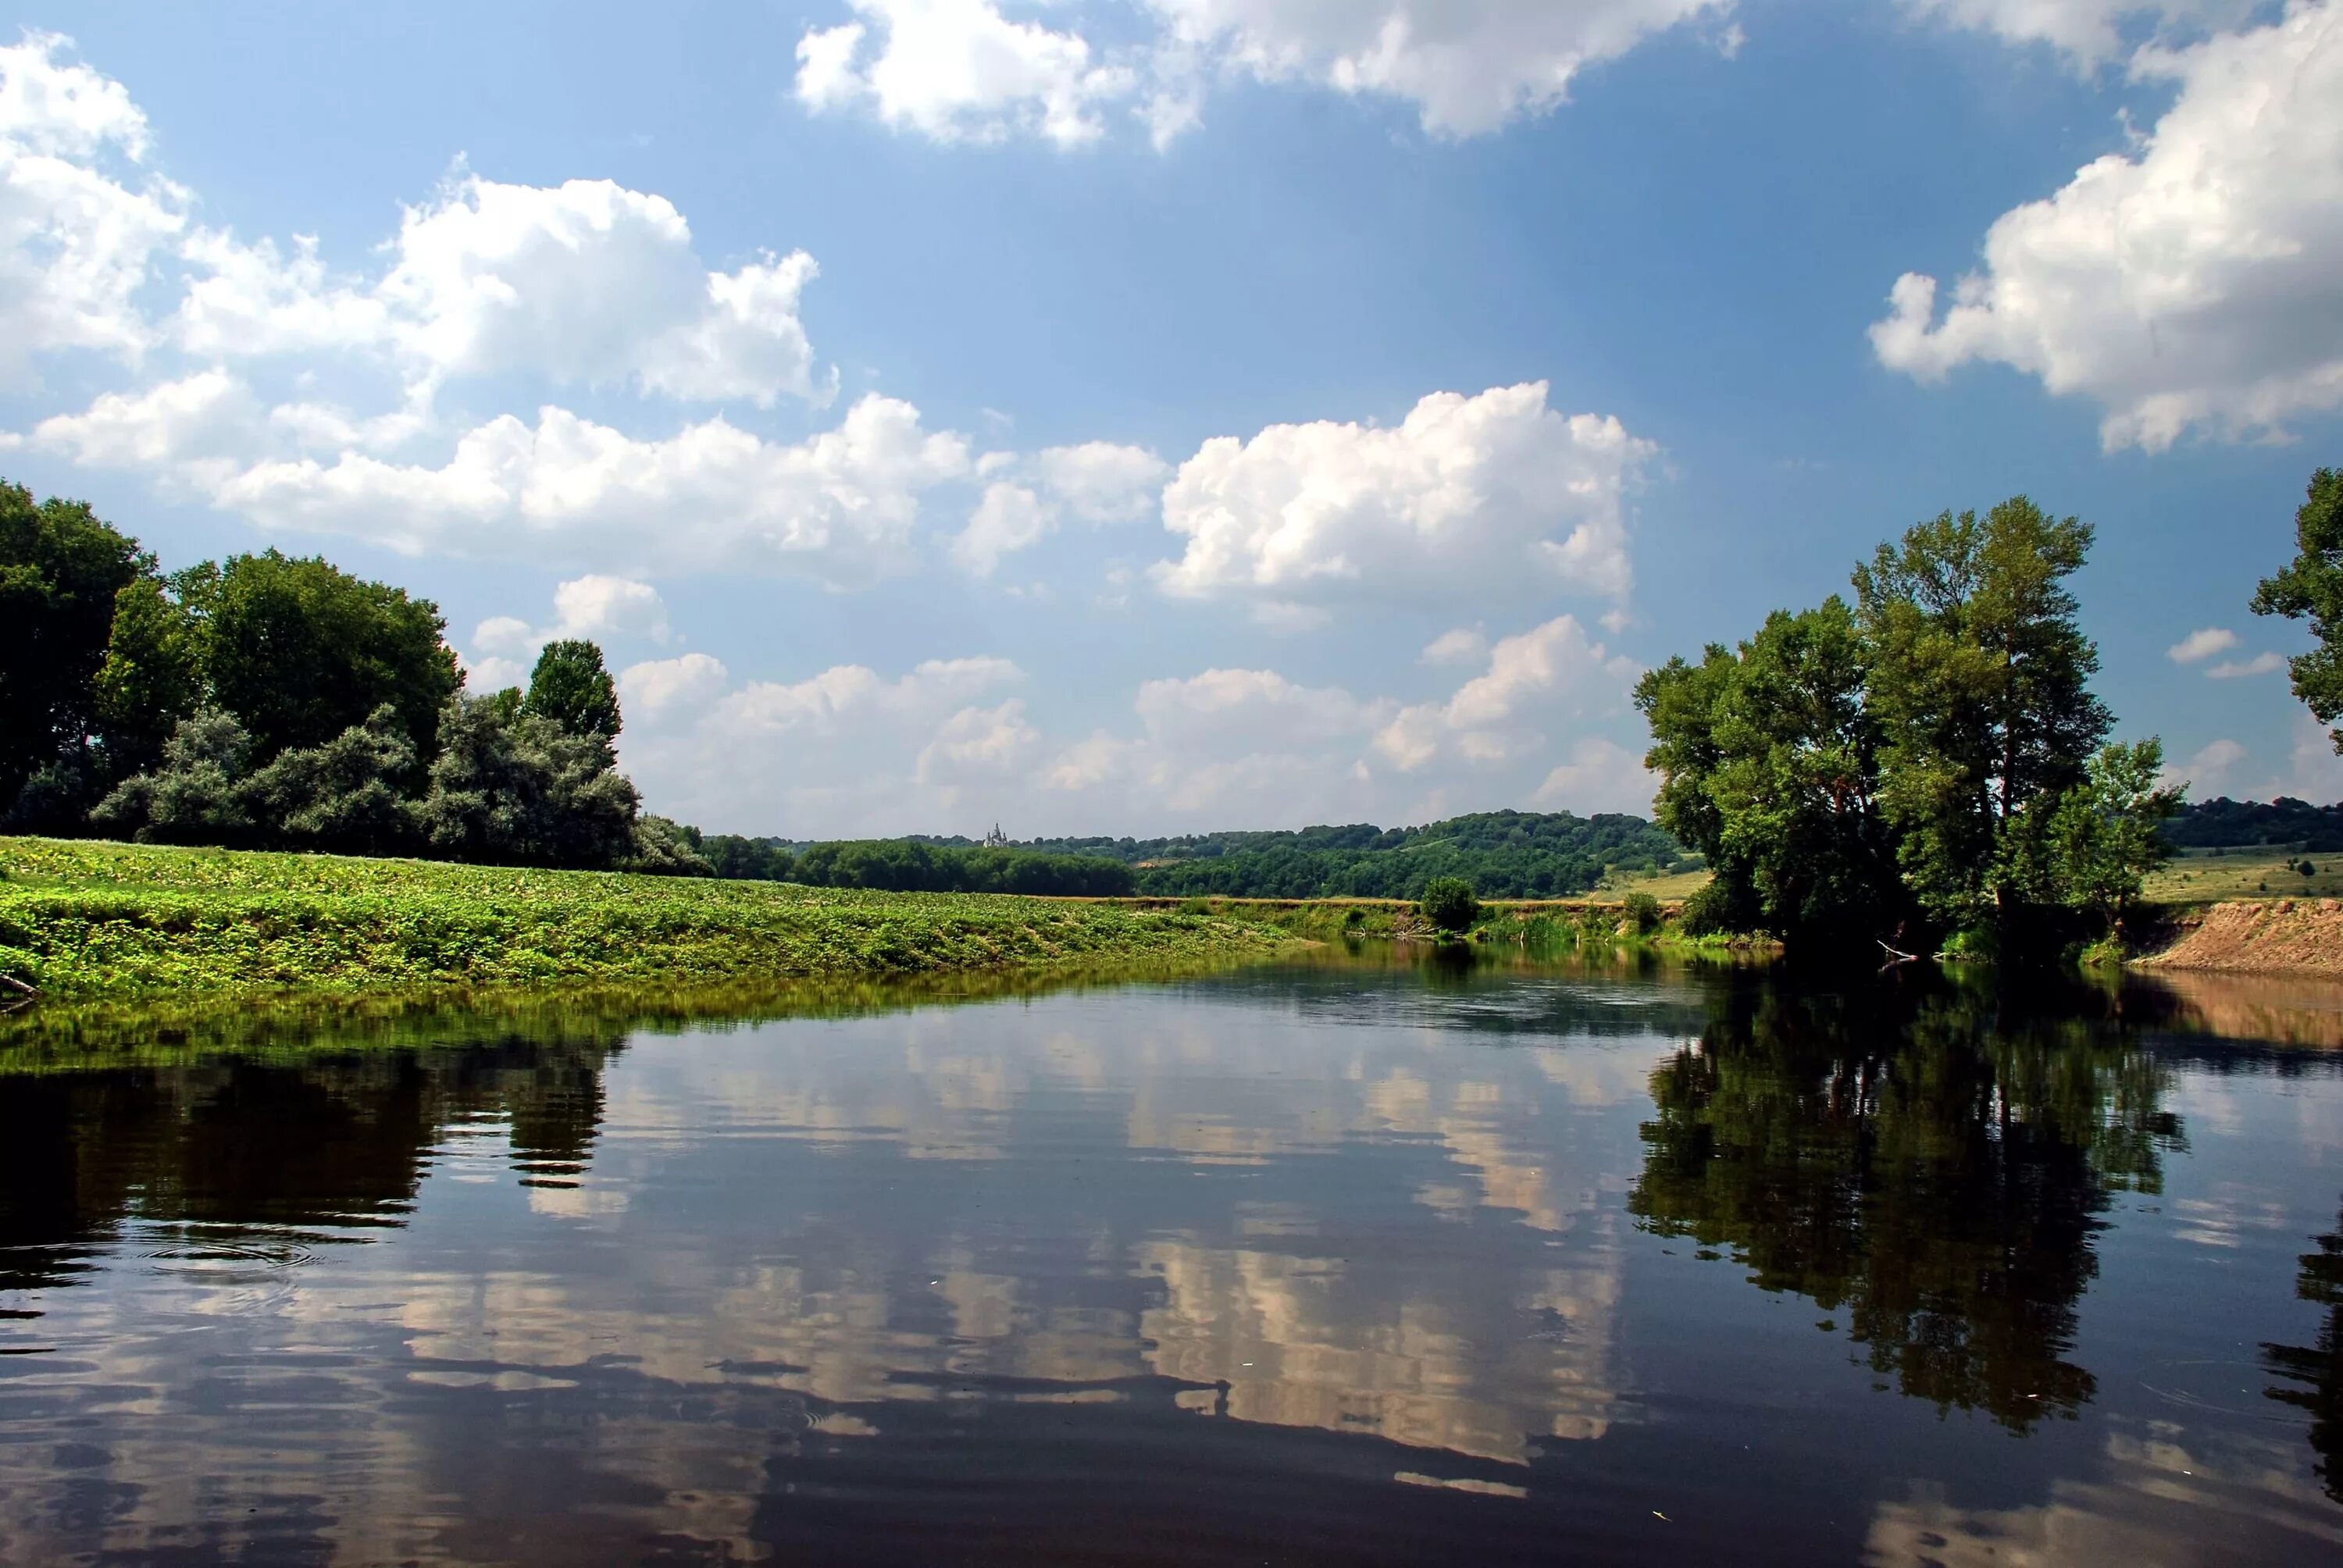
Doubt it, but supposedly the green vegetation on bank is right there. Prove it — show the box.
[0,837,1293,1004]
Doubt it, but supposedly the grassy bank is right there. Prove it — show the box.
[0,838,1295,1004]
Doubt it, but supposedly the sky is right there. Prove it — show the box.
[2,0,2339,839]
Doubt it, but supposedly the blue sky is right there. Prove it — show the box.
[2,1,2338,836]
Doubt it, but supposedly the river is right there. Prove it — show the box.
[2,947,2340,1563]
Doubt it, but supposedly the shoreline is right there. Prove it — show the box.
[0,837,1297,1007]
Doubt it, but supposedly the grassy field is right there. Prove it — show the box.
[0,838,1294,1004]
[2146,848,2343,904]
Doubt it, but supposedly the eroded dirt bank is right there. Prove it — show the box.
[2137,899,2343,978]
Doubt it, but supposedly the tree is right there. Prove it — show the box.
[522,639,621,750]
[241,704,420,856]
[2043,740,2181,929]
[1419,877,1479,935]
[90,708,256,845]
[205,551,461,764]
[0,483,148,807]
[1636,600,1903,942]
[416,695,640,868]
[2251,467,2343,751]
[1621,891,1663,935]
[92,568,208,778]
[1853,498,2112,934]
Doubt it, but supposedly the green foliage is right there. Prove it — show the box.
[1051,811,1683,900]
[627,814,715,876]
[522,639,622,747]
[1621,890,1663,935]
[0,837,1289,1002]
[416,695,641,869]
[1638,598,1902,943]
[1418,876,1479,934]
[203,550,461,762]
[1853,497,2112,930]
[2252,467,2343,752]
[90,708,257,846]
[92,569,206,776]
[242,704,420,856]
[698,833,794,881]
[791,839,1136,896]
[1675,878,1750,939]
[0,482,147,806]
[1642,496,2142,957]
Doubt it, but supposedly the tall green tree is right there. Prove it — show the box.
[1853,497,2112,933]
[91,568,209,777]
[1636,599,1903,941]
[2250,467,2343,751]
[521,639,621,750]
[0,483,148,805]
[205,551,462,763]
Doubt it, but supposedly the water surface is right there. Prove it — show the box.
[2,951,2341,1563]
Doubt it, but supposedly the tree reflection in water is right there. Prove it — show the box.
[1628,975,2186,1431]
[2264,1204,2343,1503]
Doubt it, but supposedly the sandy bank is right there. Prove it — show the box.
[2137,899,2343,978]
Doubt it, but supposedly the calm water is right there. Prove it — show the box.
[3,950,2343,1565]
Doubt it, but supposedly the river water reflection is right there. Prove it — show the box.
[2,949,2341,1563]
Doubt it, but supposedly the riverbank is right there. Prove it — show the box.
[2134,898,2343,978]
[0,838,1296,1004]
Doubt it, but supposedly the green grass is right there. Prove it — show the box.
[0,837,1296,1004]
[2145,848,2343,904]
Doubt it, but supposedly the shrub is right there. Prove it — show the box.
[1419,877,1479,934]
[1621,891,1663,935]
[1677,879,1734,938]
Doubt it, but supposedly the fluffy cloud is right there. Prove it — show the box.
[615,652,1029,830]
[1871,2,2343,451]
[178,173,832,408]
[51,392,973,584]
[2167,625,2240,663]
[1532,736,1655,816]
[1153,0,1735,137]
[2206,650,2287,679]
[1153,383,1651,611]
[952,440,1169,573]
[610,615,1646,835]
[472,575,673,690]
[1903,0,2262,65]
[793,0,1735,147]
[796,0,1140,148]
[0,34,187,384]
[1375,615,1638,771]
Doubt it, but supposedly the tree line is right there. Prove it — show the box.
[0,480,704,872]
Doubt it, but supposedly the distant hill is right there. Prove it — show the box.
[2163,797,2343,853]
[695,810,1691,900]
[1027,810,1691,899]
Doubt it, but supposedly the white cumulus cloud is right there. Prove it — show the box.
[1871,2,2343,451]
[0,33,187,385]
[1152,383,1652,611]
[2206,650,2287,679]
[178,173,833,409]
[1902,0,2263,66]
[1152,0,1735,137]
[952,440,1168,574]
[793,0,1735,147]
[795,0,1141,148]
[2166,625,2240,663]
[1375,615,1638,772]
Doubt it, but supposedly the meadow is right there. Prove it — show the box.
[0,837,1293,1004]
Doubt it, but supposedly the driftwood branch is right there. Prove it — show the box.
[0,971,37,997]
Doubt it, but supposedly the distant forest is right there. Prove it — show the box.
[703,811,1696,900]
[2161,798,2343,853]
